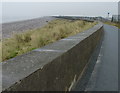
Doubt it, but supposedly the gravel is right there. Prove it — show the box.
[0,16,56,39]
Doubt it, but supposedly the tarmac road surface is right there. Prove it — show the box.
[73,24,118,91]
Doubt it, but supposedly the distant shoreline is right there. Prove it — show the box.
[1,16,47,24]
[1,16,56,39]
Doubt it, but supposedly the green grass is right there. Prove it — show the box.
[104,22,120,29]
[1,19,97,61]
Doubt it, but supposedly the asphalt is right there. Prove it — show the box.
[73,24,118,91]
[86,24,118,91]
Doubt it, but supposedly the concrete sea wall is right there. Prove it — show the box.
[2,23,103,91]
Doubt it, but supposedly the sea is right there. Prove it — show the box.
[1,16,42,23]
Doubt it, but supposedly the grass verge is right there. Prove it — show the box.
[104,22,120,29]
[1,19,97,61]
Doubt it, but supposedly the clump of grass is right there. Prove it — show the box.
[1,19,97,61]
[0,42,2,62]
[104,22,120,28]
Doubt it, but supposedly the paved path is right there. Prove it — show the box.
[86,24,118,91]
[73,24,118,91]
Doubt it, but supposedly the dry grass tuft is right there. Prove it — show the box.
[104,22,120,28]
[1,19,97,61]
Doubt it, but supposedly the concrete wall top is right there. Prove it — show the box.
[2,23,103,91]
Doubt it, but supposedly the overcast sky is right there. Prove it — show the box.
[1,2,118,22]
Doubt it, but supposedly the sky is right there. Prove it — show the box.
[118,1,120,15]
[1,2,118,22]
[1,0,120,2]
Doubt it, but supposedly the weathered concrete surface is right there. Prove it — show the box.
[86,24,118,91]
[2,23,103,91]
